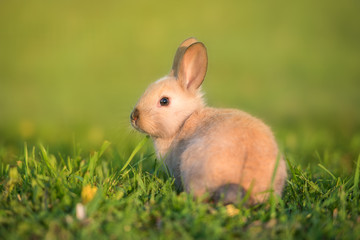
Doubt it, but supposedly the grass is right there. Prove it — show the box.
[1,135,360,239]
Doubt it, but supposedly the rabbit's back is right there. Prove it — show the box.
[167,107,287,203]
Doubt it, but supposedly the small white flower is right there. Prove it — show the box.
[76,203,86,221]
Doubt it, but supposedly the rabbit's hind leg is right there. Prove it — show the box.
[211,184,245,205]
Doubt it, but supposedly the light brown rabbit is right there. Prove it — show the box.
[130,38,287,204]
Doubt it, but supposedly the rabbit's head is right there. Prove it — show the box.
[130,38,208,139]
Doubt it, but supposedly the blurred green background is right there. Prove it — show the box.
[1,0,359,173]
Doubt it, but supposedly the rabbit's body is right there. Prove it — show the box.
[130,38,287,204]
[156,107,286,203]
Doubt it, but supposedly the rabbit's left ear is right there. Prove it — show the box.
[176,42,208,91]
[171,37,198,77]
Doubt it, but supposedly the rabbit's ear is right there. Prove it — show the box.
[177,42,208,91]
[171,37,198,77]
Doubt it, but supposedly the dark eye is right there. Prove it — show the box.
[160,97,170,106]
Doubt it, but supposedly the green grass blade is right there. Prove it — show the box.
[271,154,281,190]
[24,142,30,180]
[269,154,281,218]
[39,143,56,176]
[89,152,99,179]
[354,154,360,198]
[32,146,37,172]
[99,140,111,158]
[318,163,336,180]
[120,136,148,172]
[285,154,298,183]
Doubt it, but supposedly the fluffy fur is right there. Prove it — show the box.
[130,38,287,204]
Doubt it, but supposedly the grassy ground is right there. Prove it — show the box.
[1,0,360,239]
[1,137,360,239]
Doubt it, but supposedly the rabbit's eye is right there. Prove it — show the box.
[160,97,170,106]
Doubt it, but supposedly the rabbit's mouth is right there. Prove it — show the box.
[130,116,148,135]
[130,117,141,131]
[131,120,146,134]
[130,108,154,136]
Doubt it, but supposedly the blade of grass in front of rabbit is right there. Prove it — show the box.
[120,136,149,172]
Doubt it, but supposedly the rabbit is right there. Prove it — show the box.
[130,38,287,204]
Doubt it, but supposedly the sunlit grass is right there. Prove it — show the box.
[0,140,360,239]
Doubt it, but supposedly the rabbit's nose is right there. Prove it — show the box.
[130,108,140,122]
